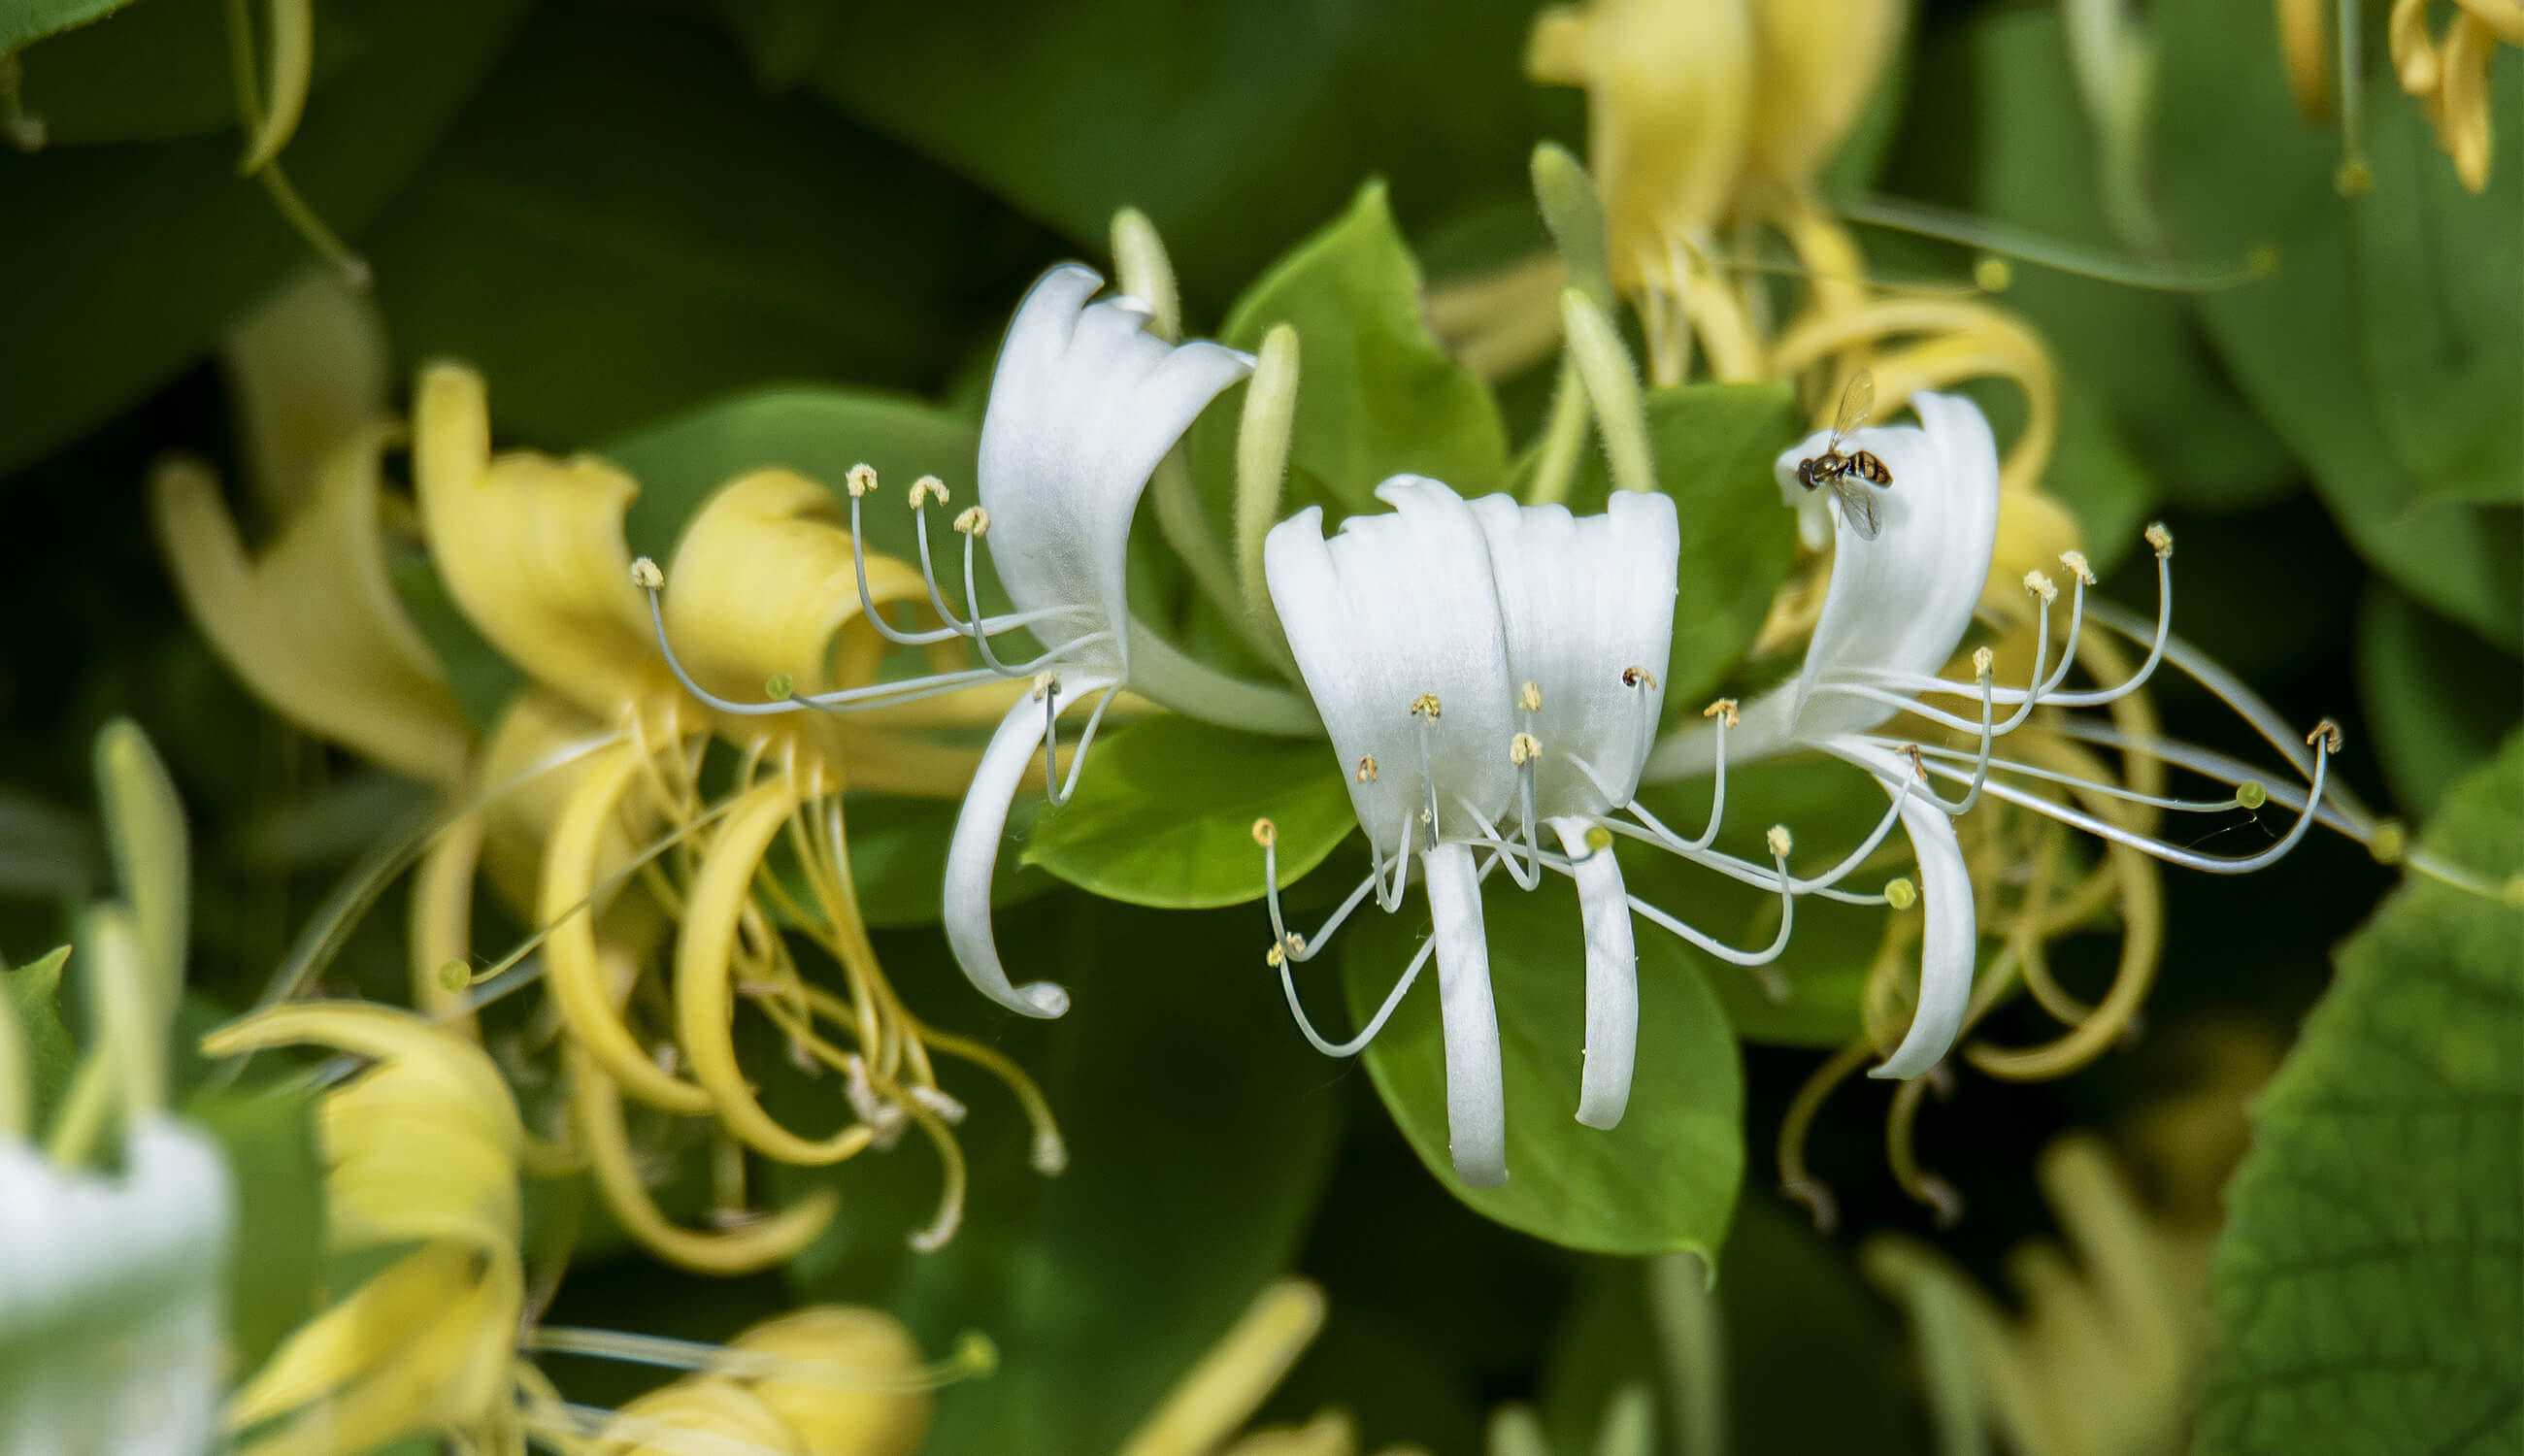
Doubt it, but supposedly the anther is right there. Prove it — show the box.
[1703,698,1740,728]
[436,958,470,992]
[1251,819,1279,848]
[2367,820,2406,866]
[2023,570,2058,605]
[1510,732,1542,766]
[629,556,665,591]
[2145,521,2175,559]
[910,475,950,509]
[2058,549,2096,585]
[1885,877,1918,910]
[1031,672,1059,703]
[910,1085,969,1124]
[763,673,794,700]
[954,506,990,536]
[1902,743,1928,778]
[846,463,878,498]
[1409,692,1443,719]
[1972,645,1995,679]
[2236,781,2269,811]
[1355,755,1378,783]
[1519,680,1544,712]
[2307,718,2343,754]
[1622,666,1659,690]
[1265,942,1286,969]
[1767,824,1793,858]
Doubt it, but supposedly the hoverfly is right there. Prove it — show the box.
[1794,371,1894,542]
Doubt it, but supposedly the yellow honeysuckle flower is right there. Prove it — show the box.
[1115,1280,1428,1456]
[220,270,393,518]
[1739,0,1904,207]
[2385,0,2520,191]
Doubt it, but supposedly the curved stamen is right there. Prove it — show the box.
[1044,682,1121,809]
[640,583,1009,717]
[1875,737,2265,814]
[845,487,1050,647]
[1528,835,1798,971]
[1588,815,1895,905]
[2038,530,2173,708]
[1274,844,1512,1058]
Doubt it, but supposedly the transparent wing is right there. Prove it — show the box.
[1833,479,1881,541]
[1827,370,1875,449]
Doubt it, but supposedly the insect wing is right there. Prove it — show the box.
[1826,370,1875,451]
[1832,478,1881,541]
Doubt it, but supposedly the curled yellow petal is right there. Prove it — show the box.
[2440,12,2499,190]
[2277,0,2334,120]
[676,776,878,1164]
[596,1376,804,1456]
[153,437,470,785]
[570,1046,837,1275]
[411,808,486,1035]
[1116,1280,1329,1456]
[2391,0,2444,92]
[733,1307,933,1456]
[220,268,389,517]
[415,364,663,717]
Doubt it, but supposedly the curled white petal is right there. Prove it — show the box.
[944,681,1115,1018]
[1425,841,1508,1189]
[1550,816,1638,1130]
[1836,745,1977,1080]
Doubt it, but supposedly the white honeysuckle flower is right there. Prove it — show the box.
[1644,390,2339,1081]
[0,1119,231,1456]
[1258,478,1826,1188]
[645,264,1317,1021]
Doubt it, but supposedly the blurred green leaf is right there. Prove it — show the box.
[1814,0,1916,202]
[2356,581,2524,823]
[0,0,133,53]
[714,0,840,93]
[0,0,528,476]
[385,549,521,738]
[1339,872,1743,1255]
[844,792,1053,930]
[1884,7,2292,513]
[2152,0,2524,647]
[2198,732,2524,1455]
[186,1079,326,1373]
[4,944,77,1127]
[0,791,102,901]
[1550,381,1803,712]
[1023,717,1354,910]
[16,0,367,146]
[777,899,1341,1456]
[1188,182,1511,531]
[792,0,1570,302]
[366,4,1044,449]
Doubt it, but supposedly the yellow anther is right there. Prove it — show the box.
[1355,756,1379,783]
[910,476,950,509]
[2058,549,2096,585]
[436,958,470,992]
[2023,570,2058,605]
[2307,718,2343,754]
[629,556,665,590]
[763,673,794,700]
[1703,698,1740,728]
[1902,743,1928,778]
[1030,672,1059,703]
[954,506,991,536]
[2145,521,2175,558]
[1584,825,1614,854]
[1519,680,1544,712]
[1972,645,1996,678]
[1974,256,2013,293]
[1623,666,1659,690]
[1510,732,1543,766]
[1885,877,1918,910]
[1251,818,1278,848]
[2368,820,2407,866]
[1767,824,1793,858]
[1410,692,1443,719]
[1283,932,1307,958]
[846,462,878,498]
[1265,943,1287,969]
[2236,781,2269,811]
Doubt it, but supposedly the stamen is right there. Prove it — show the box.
[1410,692,1444,719]
[910,476,950,509]
[1885,877,1918,910]
[1510,733,1543,765]
[2023,571,2058,606]
[630,556,665,591]
[847,463,878,497]
[954,506,990,536]
[1355,756,1379,783]
[1702,698,1739,728]
[1276,848,1514,1058]
[1777,1038,1876,1234]
[763,674,794,701]
[1885,1075,1963,1228]
[2146,521,2174,557]
[2058,550,2095,585]
[1520,680,1544,711]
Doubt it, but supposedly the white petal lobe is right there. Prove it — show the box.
[1551,816,1639,1130]
[1424,841,1509,1188]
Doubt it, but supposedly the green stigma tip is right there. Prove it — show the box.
[2369,821,2407,866]
[2236,781,2268,811]
[1585,825,1614,853]
[437,958,470,992]
[763,673,795,699]
[1885,877,1918,910]
[955,1331,999,1376]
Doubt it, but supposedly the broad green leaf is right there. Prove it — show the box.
[776,898,1341,1456]
[791,0,1570,301]
[366,4,1043,450]
[843,792,1053,929]
[2197,732,2524,1455]
[186,1081,326,1374]
[1556,381,1803,711]
[2152,0,2524,647]
[0,0,133,53]
[0,0,528,476]
[2355,582,2523,823]
[16,0,367,147]
[1022,717,1352,910]
[4,944,77,1128]
[1338,872,1743,1254]
[1188,182,1511,533]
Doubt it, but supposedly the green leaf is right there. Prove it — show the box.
[1337,871,1743,1255]
[1022,717,1355,910]
[2355,582,2524,823]
[0,0,134,54]
[776,898,1341,1456]
[1188,182,1511,533]
[386,548,522,738]
[366,4,1041,450]
[2197,733,2524,1455]
[4,944,77,1127]
[2152,0,2524,647]
[1555,381,1803,711]
[842,792,1054,929]
[714,0,842,92]
[186,1080,326,1374]
[0,0,529,476]
[15,0,368,147]
[790,0,1571,301]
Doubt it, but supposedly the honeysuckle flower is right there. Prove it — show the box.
[1259,478,1824,1187]
[2384,0,2519,191]
[1113,1278,1415,1456]
[643,264,1318,1025]
[1645,390,2335,1090]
